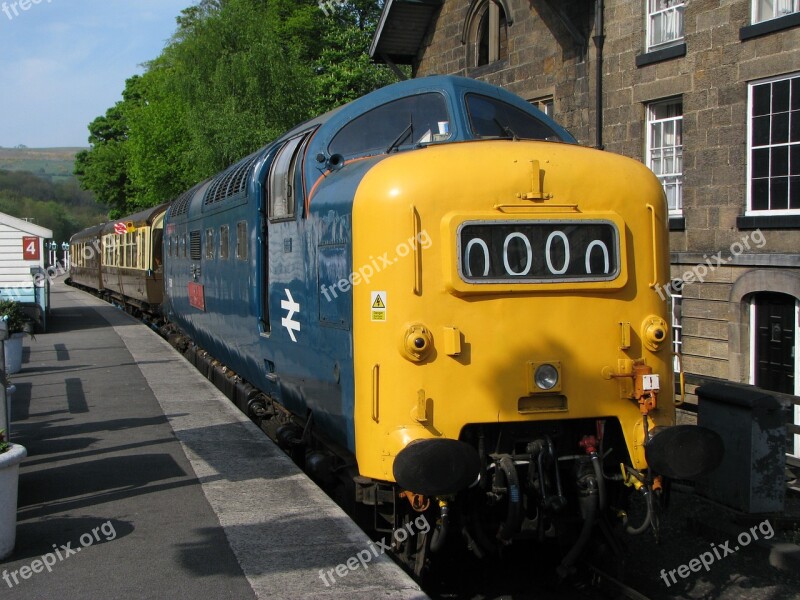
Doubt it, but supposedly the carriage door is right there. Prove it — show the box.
[752,292,798,455]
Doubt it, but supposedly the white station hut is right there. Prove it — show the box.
[0,212,53,331]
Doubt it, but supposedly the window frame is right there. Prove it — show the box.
[646,98,684,216]
[746,72,800,215]
[645,0,686,53]
[752,0,799,23]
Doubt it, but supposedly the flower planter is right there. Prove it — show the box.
[0,443,26,559]
[4,333,24,375]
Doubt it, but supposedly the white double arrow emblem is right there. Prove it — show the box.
[280,288,301,342]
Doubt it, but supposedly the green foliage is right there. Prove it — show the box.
[0,430,8,454]
[0,300,27,335]
[75,0,400,215]
[0,169,106,242]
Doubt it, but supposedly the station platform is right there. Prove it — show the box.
[2,281,426,600]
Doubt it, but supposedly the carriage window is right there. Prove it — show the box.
[182,234,187,258]
[329,93,451,158]
[466,94,563,141]
[205,228,215,260]
[220,225,229,260]
[236,221,248,260]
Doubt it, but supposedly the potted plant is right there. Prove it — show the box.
[0,429,26,559]
[0,300,29,374]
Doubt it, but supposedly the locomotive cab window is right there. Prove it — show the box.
[269,133,309,221]
[329,93,452,158]
[466,94,563,141]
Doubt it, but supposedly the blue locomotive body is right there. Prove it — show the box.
[162,75,574,452]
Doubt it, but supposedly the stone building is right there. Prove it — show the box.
[371,0,800,453]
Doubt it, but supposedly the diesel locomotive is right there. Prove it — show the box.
[70,75,722,574]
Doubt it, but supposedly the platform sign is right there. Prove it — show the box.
[188,282,206,311]
[22,236,40,261]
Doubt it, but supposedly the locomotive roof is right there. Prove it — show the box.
[164,75,576,223]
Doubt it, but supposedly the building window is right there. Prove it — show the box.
[470,0,508,67]
[647,99,683,214]
[530,97,554,118]
[748,73,800,214]
[753,0,799,23]
[646,0,685,52]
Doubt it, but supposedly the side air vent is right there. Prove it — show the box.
[204,154,258,206]
[169,181,205,218]
[189,230,201,260]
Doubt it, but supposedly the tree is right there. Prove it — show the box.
[75,0,399,215]
[73,98,134,217]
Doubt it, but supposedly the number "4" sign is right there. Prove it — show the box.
[22,236,40,261]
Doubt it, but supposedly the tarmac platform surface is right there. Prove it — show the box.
[2,282,426,600]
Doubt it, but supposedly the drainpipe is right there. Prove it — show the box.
[593,0,605,150]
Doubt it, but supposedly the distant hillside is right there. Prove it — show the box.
[0,149,107,243]
[0,147,86,184]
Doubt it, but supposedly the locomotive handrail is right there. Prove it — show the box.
[646,203,658,288]
[492,203,579,212]
[411,205,422,296]
[372,364,380,422]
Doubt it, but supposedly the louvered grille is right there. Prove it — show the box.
[189,230,201,260]
[204,155,258,206]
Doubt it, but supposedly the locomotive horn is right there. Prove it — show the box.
[393,438,481,496]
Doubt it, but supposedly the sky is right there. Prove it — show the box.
[0,0,193,149]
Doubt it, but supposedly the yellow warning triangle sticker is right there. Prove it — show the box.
[372,294,385,309]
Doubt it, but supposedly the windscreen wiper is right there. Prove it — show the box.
[493,118,518,140]
[386,123,413,153]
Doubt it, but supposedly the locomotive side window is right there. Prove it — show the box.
[220,225,229,260]
[466,94,563,141]
[329,93,451,158]
[205,228,215,260]
[269,134,306,221]
[236,221,248,260]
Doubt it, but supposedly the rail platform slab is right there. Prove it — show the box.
[2,282,426,600]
